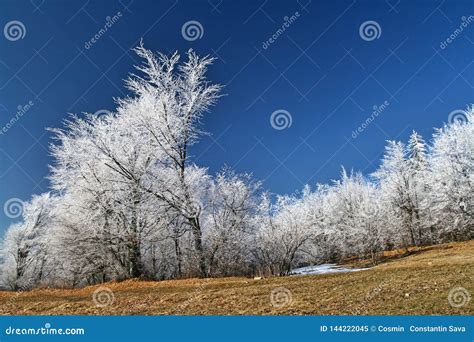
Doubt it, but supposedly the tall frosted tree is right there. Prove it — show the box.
[50,43,222,278]
[407,131,429,244]
[373,141,416,247]
[427,108,474,240]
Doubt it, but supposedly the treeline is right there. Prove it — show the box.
[0,45,472,290]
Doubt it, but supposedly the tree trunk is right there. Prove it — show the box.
[129,190,143,278]
[174,236,182,278]
[129,239,142,278]
[190,217,207,277]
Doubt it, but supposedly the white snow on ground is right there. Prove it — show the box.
[290,264,369,276]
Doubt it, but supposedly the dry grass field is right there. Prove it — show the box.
[0,240,472,315]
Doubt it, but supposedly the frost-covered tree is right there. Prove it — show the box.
[406,131,431,244]
[252,190,315,276]
[327,170,385,262]
[49,114,161,281]
[48,43,221,278]
[426,108,474,241]
[204,169,260,276]
[104,44,221,277]
[0,193,56,289]
[373,141,417,248]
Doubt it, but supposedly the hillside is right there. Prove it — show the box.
[0,240,472,315]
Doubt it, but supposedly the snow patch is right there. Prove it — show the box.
[290,264,368,276]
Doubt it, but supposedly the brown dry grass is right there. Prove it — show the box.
[0,240,472,315]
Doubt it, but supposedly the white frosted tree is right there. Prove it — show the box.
[373,141,416,248]
[426,108,474,241]
[49,43,222,278]
[327,169,385,262]
[406,131,430,244]
[204,168,260,276]
[253,190,315,276]
[102,44,221,277]
[0,193,56,289]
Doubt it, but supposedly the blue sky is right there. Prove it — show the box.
[0,0,473,233]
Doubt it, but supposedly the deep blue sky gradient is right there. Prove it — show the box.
[0,0,473,233]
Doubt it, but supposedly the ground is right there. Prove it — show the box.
[0,240,472,315]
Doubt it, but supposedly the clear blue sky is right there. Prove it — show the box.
[0,0,473,234]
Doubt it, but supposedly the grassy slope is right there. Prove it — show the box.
[0,240,472,315]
